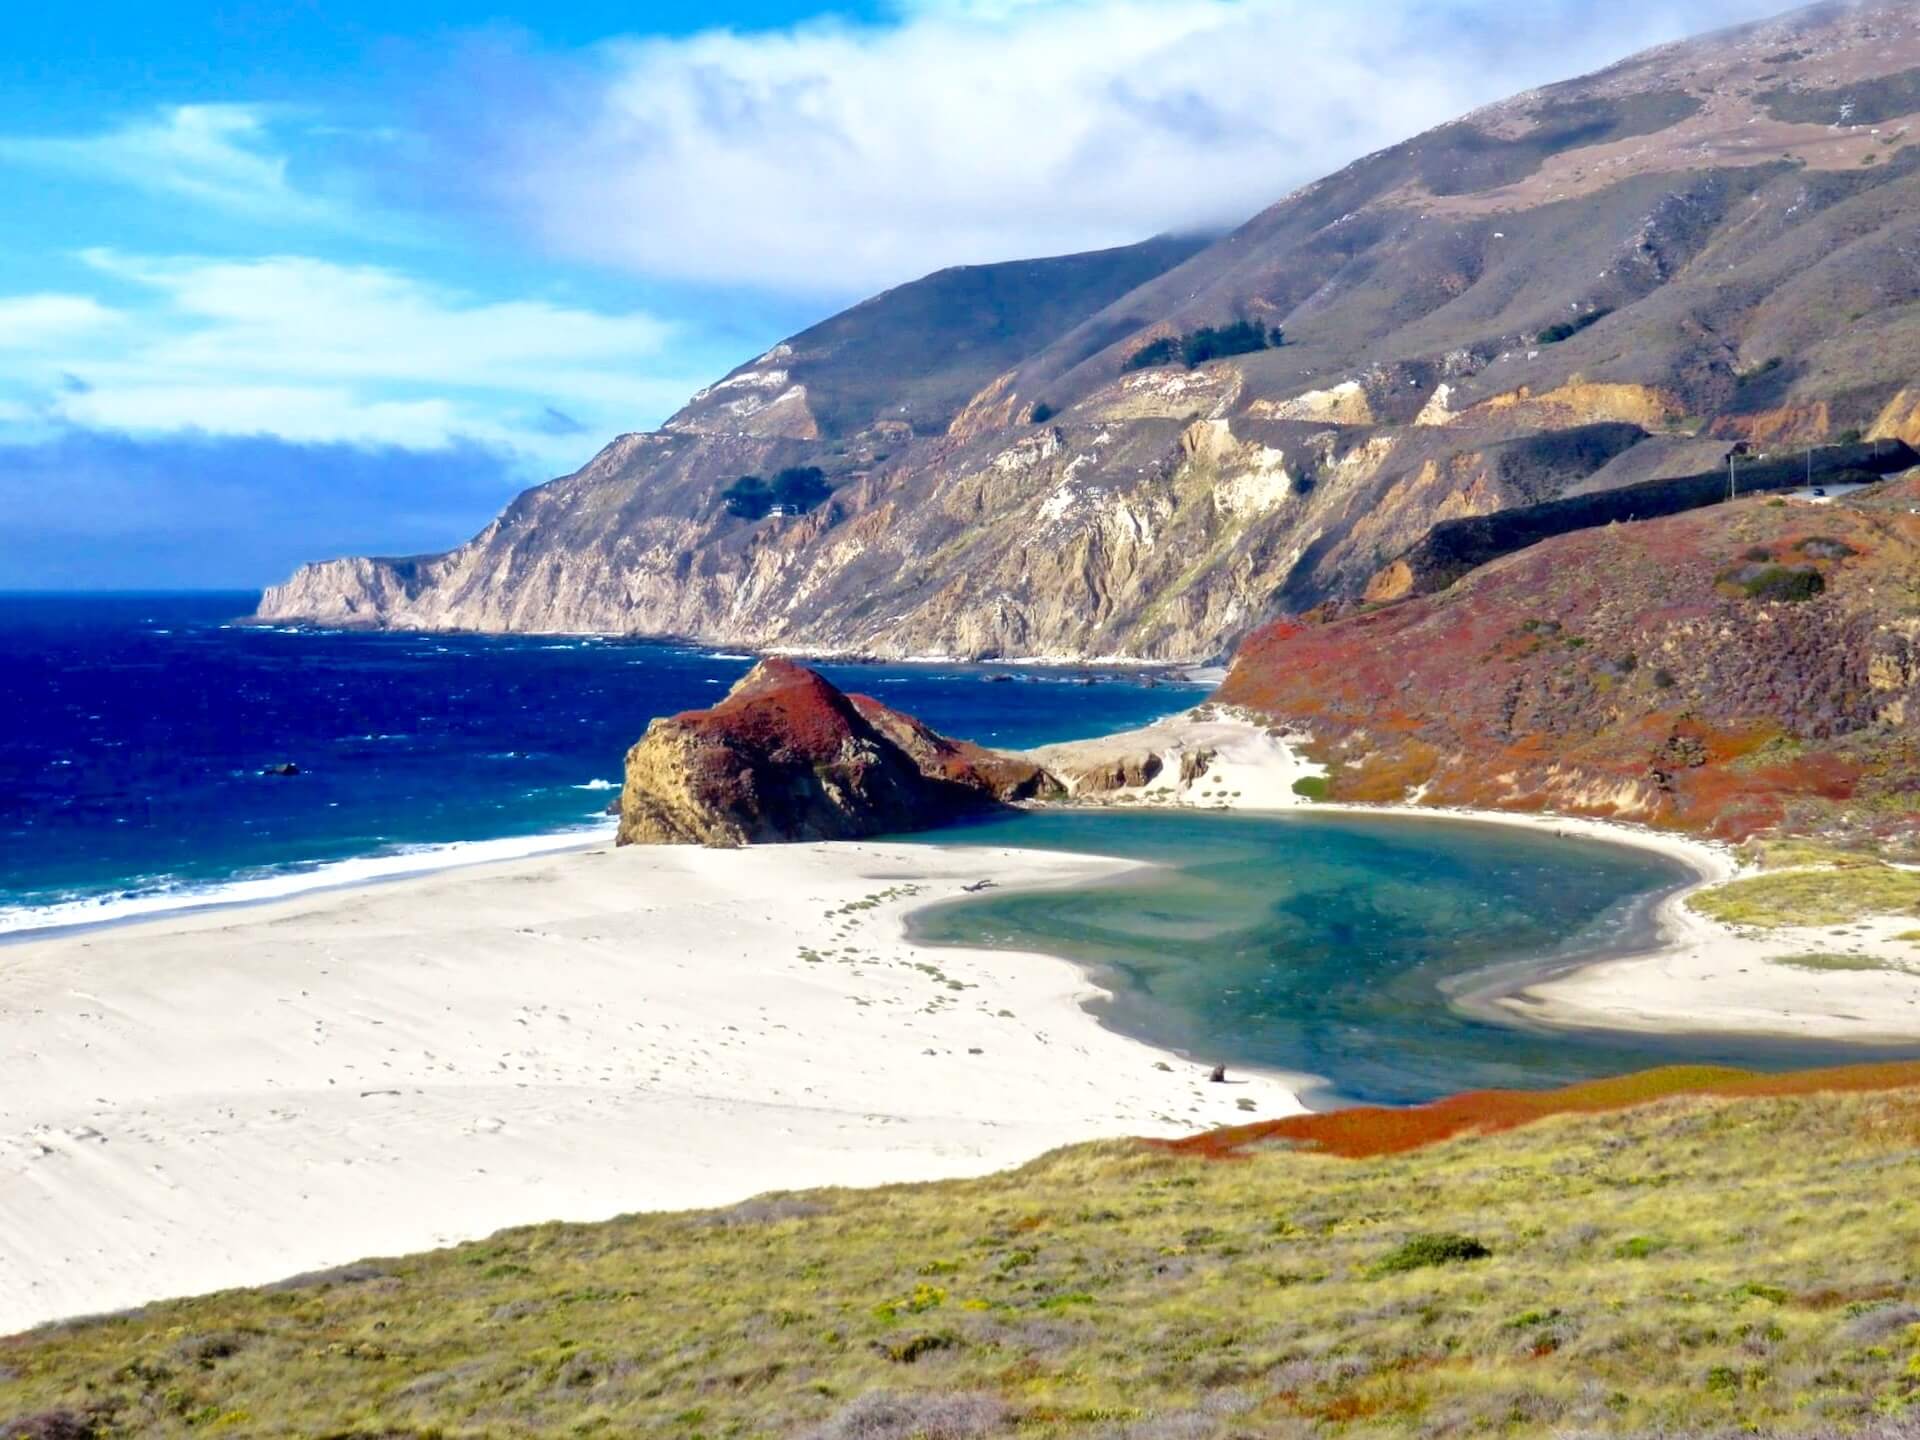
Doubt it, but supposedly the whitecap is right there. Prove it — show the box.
[0,824,617,939]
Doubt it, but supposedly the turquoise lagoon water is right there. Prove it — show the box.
[910,808,1919,1106]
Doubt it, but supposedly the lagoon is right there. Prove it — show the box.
[912,808,1914,1105]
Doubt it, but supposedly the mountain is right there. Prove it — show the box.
[261,0,1920,662]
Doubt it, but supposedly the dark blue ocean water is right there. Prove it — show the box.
[0,592,1206,932]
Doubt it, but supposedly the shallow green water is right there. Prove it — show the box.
[911,809,1914,1106]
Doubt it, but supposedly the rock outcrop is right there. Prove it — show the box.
[617,659,1057,846]
[262,2,1920,663]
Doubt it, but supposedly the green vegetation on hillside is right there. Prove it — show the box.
[723,467,833,520]
[1534,308,1612,345]
[10,1083,1920,1436]
[1123,321,1282,373]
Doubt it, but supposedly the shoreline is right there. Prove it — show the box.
[1033,709,1920,1047]
[8,709,1918,1334]
[0,836,1311,1337]
[0,823,617,942]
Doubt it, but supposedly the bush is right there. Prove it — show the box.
[1372,1232,1492,1275]
[1796,536,1858,560]
[1535,308,1612,345]
[1122,336,1181,371]
[1029,401,1056,424]
[723,466,832,520]
[1291,775,1329,801]
[1614,1235,1669,1260]
[1124,320,1277,372]
[1741,565,1825,603]
[1181,319,1271,367]
[723,475,772,518]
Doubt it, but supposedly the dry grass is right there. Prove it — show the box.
[8,1076,1920,1437]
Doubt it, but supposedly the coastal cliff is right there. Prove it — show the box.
[261,1,1920,662]
[618,658,1056,845]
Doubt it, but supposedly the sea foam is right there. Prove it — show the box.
[0,824,616,939]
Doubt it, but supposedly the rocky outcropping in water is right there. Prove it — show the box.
[618,659,1059,846]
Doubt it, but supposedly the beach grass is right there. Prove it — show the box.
[1690,856,1920,928]
[9,1072,1920,1436]
[1769,952,1906,973]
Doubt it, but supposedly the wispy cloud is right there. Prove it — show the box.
[0,253,688,460]
[411,0,1784,295]
[0,104,338,224]
[0,295,120,349]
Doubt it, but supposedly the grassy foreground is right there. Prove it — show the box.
[11,1072,1920,1437]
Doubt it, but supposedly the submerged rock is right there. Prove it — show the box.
[617,659,1059,846]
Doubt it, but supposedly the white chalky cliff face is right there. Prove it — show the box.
[260,2,1920,660]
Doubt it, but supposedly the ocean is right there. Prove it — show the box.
[0,592,1207,934]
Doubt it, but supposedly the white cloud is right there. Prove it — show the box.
[0,294,120,349]
[0,254,688,461]
[0,104,335,223]
[441,0,1784,294]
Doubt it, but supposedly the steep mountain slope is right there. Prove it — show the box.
[1218,476,1920,845]
[262,0,1920,661]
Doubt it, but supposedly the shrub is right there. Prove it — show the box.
[1181,320,1271,367]
[1122,337,1181,371]
[1536,308,1612,345]
[1291,776,1329,801]
[1029,401,1056,424]
[1796,536,1858,560]
[1652,668,1677,689]
[1718,563,1825,603]
[723,475,772,518]
[723,467,832,520]
[1614,1236,1669,1260]
[772,466,831,510]
[1124,320,1276,372]
[1372,1232,1492,1275]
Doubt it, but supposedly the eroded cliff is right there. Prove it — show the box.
[262,1,1920,663]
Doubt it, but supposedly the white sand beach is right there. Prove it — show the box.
[7,709,1919,1337]
[0,839,1306,1337]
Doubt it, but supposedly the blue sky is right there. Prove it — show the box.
[2,0,1783,588]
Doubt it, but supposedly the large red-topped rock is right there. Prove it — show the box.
[617,659,1059,846]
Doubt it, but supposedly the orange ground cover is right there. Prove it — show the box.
[1156,1061,1920,1161]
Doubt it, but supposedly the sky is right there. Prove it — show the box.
[1,0,1789,589]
